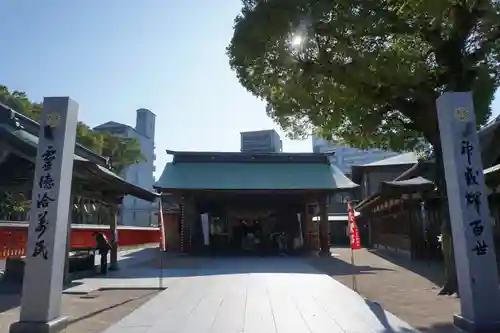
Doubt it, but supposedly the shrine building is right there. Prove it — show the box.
[154,150,358,255]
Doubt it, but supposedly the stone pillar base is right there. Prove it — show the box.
[10,316,67,333]
[454,313,500,333]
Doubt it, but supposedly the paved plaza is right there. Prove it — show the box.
[101,257,419,333]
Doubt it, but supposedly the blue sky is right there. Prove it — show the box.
[1,0,312,178]
[2,1,500,178]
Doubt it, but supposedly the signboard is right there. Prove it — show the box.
[436,92,500,330]
[11,97,78,333]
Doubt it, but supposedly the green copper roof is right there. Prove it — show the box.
[155,161,358,191]
[0,123,159,202]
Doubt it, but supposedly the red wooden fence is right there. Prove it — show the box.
[0,222,160,259]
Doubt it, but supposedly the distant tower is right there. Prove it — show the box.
[135,108,156,140]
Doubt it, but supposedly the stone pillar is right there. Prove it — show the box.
[109,204,119,271]
[436,92,500,332]
[10,97,78,333]
[318,196,330,256]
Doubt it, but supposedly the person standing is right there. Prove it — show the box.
[94,232,111,274]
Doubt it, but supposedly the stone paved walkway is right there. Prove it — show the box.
[307,248,460,333]
[102,257,419,333]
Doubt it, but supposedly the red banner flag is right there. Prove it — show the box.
[158,199,167,251]
[347,201,361,250]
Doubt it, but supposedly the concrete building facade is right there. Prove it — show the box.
[94,108,156,227]
[240,130,283,153]
[312,135,399,177]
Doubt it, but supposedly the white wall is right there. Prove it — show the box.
[119,125,156,227]
[104,109,156,227]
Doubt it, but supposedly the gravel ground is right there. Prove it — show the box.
[0,289,160,333]
[307,247,461,333]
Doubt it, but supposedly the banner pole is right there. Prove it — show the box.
[158,195,165,290]
[351,247,357,292]
[347,199,360,293]
[159,250,164,290]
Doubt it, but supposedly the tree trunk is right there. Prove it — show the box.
[434,144,459,295]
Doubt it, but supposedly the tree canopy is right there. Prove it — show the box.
[0,85,144,174]
[227,0,500,152]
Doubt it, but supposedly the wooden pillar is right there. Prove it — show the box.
[180,198,185,253]
[319,196,329,256]
[188,197,200,251]
[63,194,74,284]
[109,204,119,271]
[366,211,372,248]
[183,196,195,252]
[300,205,308,249]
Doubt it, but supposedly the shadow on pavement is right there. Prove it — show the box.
[0,281,84,313]
[0,293,20,315]
[0,247,157,313]
[71,246,162,279]
[366,299,460,333]
[65,290,158,327]
[91,246,161,271]
[368,248,444,287]
[306,254,394,277]
[416,323,461,333]
[85,252,394,280]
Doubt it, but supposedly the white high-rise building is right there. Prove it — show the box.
[94,108,156,227]
[312,135,398,177]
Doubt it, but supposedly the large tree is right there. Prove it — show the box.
[227,0,500,294]
[0,85,144,174]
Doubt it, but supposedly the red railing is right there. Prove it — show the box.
[0,222,161,259]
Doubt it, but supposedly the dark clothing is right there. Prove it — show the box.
[100,251,109,274]
[95,233,111,274]
[95,233,111,253]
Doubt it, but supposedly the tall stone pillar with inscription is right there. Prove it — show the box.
[10,97,78,333]
[436,92,500,332]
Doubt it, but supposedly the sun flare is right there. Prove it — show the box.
[291,35,303,47]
